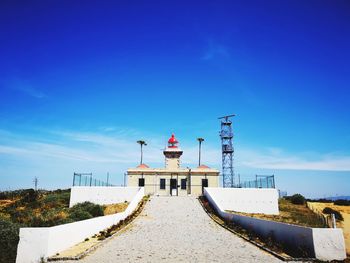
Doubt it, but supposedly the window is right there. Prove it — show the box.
[160,178,166,189]
[138,178,145,187]
[181,179,187,190]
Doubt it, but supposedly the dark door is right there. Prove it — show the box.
[139,178,145,187]
[170,178,177,196]
[202,178,208,194]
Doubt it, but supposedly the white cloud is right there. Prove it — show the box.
[237,147,350,172]
[0,130,349,176]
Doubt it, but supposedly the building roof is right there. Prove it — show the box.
[197,164,210,169]
[136,163,150,169]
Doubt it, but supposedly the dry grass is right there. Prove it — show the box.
[228,199,325,228]
[103,202,129,215]
[0,199,17,208]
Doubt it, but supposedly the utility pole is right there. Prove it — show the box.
[197,138,204,166]
[137,140,147,164]
[218,114,236,188]
[33,177,38,191]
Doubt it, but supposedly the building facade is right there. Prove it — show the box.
[127,134,219,196]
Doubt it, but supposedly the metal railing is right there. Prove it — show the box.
[237,175,275,189]
[72,172,114,187]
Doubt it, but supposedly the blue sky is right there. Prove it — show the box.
[0,1,349,198]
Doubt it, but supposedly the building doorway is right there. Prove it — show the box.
[201,178,208,194]
[170,178,177,196]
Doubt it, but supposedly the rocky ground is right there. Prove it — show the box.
[56,196,282,263]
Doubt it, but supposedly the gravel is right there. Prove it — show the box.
[56,196,282,263]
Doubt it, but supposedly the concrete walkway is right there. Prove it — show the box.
[57,196,282,262]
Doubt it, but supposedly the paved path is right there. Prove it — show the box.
[58,196,282,262]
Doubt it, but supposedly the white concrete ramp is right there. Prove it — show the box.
[57,196,281,262]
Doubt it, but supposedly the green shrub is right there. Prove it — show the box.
[290,194,306,205]
[0,192,8,200]
[334,199,350,206]
[70,202,104,217]
[0,218,19,263]
[322,207,343,221]
[42,192,70,208]
[21,189,38,203]
[68,209,93,221]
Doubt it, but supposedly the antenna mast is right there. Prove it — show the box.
[218,114,235,188]
[33,177,38,191]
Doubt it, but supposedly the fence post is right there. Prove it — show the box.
[332,214,336,228]
[72,173,76,186]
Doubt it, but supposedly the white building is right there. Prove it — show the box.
[127,134,219,196]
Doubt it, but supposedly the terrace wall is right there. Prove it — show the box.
[204,187,346,261]
[16,187,145,263]
[69,186,140,207]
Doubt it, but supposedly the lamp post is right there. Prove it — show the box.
[136,140,147,164]
[197,137,204,166]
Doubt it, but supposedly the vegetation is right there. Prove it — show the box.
[0,218,19,263]
[322,207,344,221]
[0,188,127,263]
[288,194,306,205]
[307,198,333,203]
[334,199,350,206]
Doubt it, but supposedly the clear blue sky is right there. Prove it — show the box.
[0,1,349,198]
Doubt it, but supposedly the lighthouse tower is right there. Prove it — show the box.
[163,134,183,169]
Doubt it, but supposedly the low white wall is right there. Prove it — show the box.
[69,186,140,207]
[204,188,346,261]
[313,228,347,261]
[205,187,279,215]
[16,228,50,263]
[16,187,145,263]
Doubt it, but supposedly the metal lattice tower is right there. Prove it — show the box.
[218,114,235,188]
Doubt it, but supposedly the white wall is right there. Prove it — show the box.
[204,188,346,261]
[205,187,279,215]
[312,228,347,261]
[69,186,140,207]
[16,187,145,263]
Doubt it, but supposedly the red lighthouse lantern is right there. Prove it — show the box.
[168,134,178,148]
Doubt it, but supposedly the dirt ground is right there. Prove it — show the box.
[308,202,350,256]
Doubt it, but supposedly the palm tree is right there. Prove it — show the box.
[137,140,147,164]
[197,137,204,166]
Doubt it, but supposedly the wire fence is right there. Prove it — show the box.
[307,202,336,228]
[72,173,114,187]
[237,175,275,189]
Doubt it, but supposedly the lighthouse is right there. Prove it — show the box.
[163,134,183,169]
[127,133,219,196]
